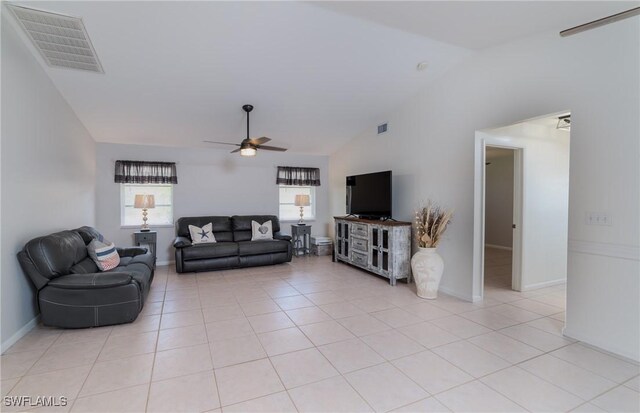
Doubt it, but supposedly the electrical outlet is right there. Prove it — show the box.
[585,212,612,226]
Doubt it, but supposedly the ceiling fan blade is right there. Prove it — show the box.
[248,137,271,145]
[257,145,287,152]
[204,140,241,147]
[230,148,241,153]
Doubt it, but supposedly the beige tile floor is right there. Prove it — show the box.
[2,252,638,412]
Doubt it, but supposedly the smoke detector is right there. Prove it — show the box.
[416,61,428,72]
[8,4,104,73]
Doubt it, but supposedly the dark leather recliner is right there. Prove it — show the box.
[173,215,292,273]
[17,226,154,328]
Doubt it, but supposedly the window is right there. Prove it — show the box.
[279,185,316,221]
[121,184,173,227]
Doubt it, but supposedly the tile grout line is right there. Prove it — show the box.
[202,291,224,413]
[143,267,168,412]
[68,323,117,411]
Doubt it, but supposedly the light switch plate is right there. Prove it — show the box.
[585,212,612,226]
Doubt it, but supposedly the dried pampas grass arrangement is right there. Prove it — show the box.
[415,201,453,248]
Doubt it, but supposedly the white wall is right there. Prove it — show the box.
[95,143,330,264]
[1,16,96,351]
[482,123,570,291]
[329,19,639,359]
[485,150,514,249]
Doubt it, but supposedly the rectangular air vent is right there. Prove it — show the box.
[8,5,104,73]
[377,123,388,134]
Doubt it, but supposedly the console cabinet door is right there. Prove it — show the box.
[370,226,390,276]
[335,221,350,260]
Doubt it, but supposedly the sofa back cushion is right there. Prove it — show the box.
[232,215,281,242]
[17,230,89,290]
[69,257,100,274]
[176,216,233,242]
[74,226,105,245]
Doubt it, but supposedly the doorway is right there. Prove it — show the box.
[484,147,518,293]
[472,112,571,301]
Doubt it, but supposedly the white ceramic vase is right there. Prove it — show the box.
[411,247,444,299]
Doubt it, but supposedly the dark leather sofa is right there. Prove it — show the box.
[173,215,292,273]
[17,226,154,328]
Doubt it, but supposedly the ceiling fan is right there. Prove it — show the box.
[204,104,287,157]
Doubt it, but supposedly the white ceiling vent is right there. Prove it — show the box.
[8,5,104,73]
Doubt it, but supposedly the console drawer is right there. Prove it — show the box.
[351,223,368,237]
[351,251,368,267]
[351,237,368,252]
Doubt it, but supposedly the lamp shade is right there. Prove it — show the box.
[134,194,155,209]
[294,194,310,207]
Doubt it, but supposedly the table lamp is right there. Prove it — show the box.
[134,194,155,232]
[294,194,310,225]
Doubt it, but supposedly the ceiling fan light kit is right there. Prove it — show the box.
[240,145,257,157]
[204,104,287,157]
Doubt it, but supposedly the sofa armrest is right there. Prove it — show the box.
[117,247,148,257]
[48,273,133,289]
[274,232,292,241]
[173,236,192,248]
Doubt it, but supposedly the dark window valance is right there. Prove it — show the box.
[114,160,178,184]
[276,166,321,186]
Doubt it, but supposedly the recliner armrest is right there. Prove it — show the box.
[274,232,292,241]
[117,247,148,257]
[173,236,192,248]
[48,273,133,289]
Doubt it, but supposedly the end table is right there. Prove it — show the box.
[291,224,311,256]
[134,230,157,267]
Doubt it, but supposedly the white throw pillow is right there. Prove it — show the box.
[87,239,120,271]
[251,220,273,241]
[189,223,216,244]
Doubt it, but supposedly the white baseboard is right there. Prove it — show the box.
[563,327,639,363]
[1,315,40,355]
[438,286,473,302]
[485,244,512,251]
[520,278,566,291]
[156,260,175,267]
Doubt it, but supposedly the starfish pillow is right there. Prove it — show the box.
[188,223,217,244]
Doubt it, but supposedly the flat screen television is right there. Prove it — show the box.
[346,170,392,219]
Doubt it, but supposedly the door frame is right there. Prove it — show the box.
[472,132,524,301]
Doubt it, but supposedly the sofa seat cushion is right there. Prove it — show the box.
[237,240,290,256]
[182,242,239,261]
[48,273,133,289]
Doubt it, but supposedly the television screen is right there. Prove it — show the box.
[346,171,392,219]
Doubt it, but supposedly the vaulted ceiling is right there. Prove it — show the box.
[5,1,636,154]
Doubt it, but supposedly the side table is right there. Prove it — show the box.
[291,224,311,256]
[134,230,157,268]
